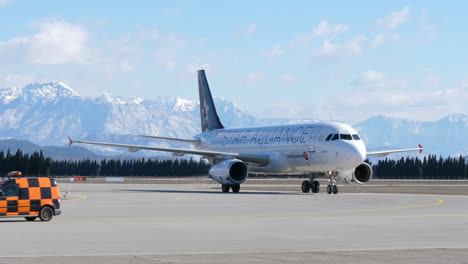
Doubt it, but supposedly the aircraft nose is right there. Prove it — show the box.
[346,143,366,166]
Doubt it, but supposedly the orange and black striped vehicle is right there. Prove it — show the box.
[0,177,61,221]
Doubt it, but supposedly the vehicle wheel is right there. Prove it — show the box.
[232,185,240,193]
[301,180,311,193]
[25,217,37,221]
[326,184,332,194]
[311,181,320,193]
[39,206,54,221]
[221,184,230,193]
[332,185,339,194]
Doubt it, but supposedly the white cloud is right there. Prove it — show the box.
[376,6,411,30]
[370,33,401,48]
[417,8,437,41]
[263,45,284,58]
[0,0,13,8]
[421,77,440,86]
[0,73,37,89]
[462,80,468,89]
[167,61,215,81]
[261,101,309,118]
[370,33,385,47]
[243,24,257,36]
[315,35,365,58]
[333,87,467,121]
[0,20,90,65]
[264,85,467,123]
[154,34,186,71]
[423,67,433,73]
[352,70,386,86]
[241,73,262,84]
[279,74,297,84]
[291,20,349,47]
[314,20,349,38]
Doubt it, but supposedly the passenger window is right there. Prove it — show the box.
[331,134,339,141]
[340,134,352,140]
[0,184,18,197]
[325,134,332,141]
[352,134,360,140]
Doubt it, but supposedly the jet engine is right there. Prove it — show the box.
[209,159,248,185]
[336,162,373,184]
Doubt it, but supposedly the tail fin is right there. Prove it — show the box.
[198,69,224,132]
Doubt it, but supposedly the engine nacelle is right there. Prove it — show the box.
[209,159,248,185]
[336,163,373,185]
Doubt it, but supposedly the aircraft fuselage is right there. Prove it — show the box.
[196,121,366,174]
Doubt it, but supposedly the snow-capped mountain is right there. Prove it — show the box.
[0,81,466,157]
[354,114,468,157]
[0,81,257,155]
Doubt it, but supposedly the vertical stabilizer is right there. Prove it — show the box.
[198,70,224,132]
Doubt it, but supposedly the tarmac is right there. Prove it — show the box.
[1,180,468,263]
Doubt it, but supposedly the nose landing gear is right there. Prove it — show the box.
[326,171,339,194]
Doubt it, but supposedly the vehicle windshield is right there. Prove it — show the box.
[0,184,18,197]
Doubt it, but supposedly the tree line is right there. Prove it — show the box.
[51,158,211,176]
[0,149,210,177]
[370,155,468,180]
[0,149,467,179]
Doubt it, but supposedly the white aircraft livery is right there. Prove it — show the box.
[69,70,423,194]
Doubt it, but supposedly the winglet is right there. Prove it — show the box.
[418,144,424,154]
[68,136,73,148]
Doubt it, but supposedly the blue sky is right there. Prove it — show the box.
[0,0,466,123]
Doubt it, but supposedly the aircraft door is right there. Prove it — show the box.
[308,127,322,152]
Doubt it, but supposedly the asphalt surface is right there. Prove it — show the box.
[1,182,468,263]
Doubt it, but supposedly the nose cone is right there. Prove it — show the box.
[355,142,366,163]
[343,142,366,168]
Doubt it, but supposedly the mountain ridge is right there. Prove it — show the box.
[0,81,466,157]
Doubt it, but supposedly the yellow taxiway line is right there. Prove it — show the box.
[55,197,447,223]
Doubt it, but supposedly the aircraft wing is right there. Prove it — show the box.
[68,137,269,166]
[137,135,200,144]
[367,144,424,157]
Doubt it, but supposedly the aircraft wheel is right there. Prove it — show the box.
[301,180,311,193]
[232,185,240,193]
[221,184,230,193]
[311,181,320,193]
[332,185,339,194]
[326,184,332,194]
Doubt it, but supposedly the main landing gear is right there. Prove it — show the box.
[301,174,320,193]
[221,184,240,193]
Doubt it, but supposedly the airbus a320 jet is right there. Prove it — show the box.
[69,70,423,194]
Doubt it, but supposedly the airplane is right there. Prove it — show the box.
[69,70,423,194]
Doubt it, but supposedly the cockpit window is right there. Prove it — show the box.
[340,134,352,140]
[325,134,333,141]
[331,134,339,141]
[352,134,360,140]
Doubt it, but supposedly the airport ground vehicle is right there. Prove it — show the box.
[0,177,61,221]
